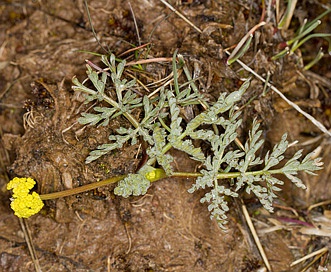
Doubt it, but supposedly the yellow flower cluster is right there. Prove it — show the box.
[7,177,44,218]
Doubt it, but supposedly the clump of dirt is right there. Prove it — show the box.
[1,1,331,271]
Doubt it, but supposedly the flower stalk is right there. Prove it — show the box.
[39,175,127,200]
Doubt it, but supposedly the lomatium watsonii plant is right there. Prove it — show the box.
[7,52,323,229]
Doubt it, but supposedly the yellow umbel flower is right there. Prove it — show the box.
[7,177,44,218]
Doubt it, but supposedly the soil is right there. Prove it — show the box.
[1,1,331,271]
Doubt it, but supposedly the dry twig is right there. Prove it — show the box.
[242,204,272,271]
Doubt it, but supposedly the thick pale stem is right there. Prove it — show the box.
[40,175,127,200]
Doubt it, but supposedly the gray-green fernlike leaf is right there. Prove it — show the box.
[282,150,323,174]
[101,54,116,72]
[122,90,142,106]
[72,76,97,96]
[264,134,288,171]
[222,150,245,170]
[238,119,264,173]
[186,80,249,133]
[167,90,205,161]
[187,85,248,228]
[280,150,323,189]
[114,173,151,198]
[188,168,214,192]
[238,174,276,212]
[201,186,238,229]
[78,113,104,126]
[78,107,118,127]
[85,134,131,164]
[147,126,174,175]
[87,66,107,97]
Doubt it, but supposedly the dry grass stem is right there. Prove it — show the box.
[159,0,202,33]
[308,199,331,212]
[290,246,328,267]
[118,43,151,57]
[128,1,141,46]
[125,57,172,66]
[124,223,132,254]
[19,218,41,272]
[227,21,266,65]
[228,54,331,137]
[242,204,272,271]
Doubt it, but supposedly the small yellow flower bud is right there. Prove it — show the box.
[145,168,166,182]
